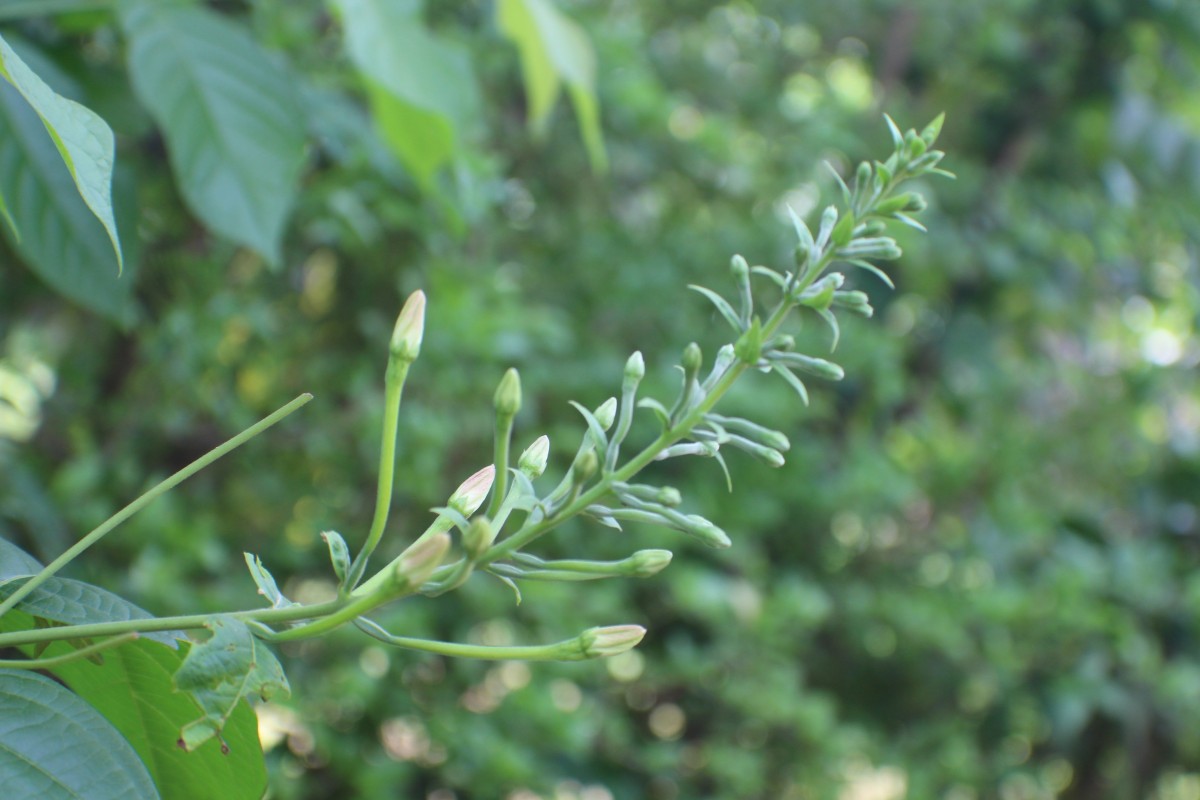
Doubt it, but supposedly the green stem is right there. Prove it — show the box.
[344,358,410,591]
[0,598,343,649]
[487,414,514,519]
[0,394,313,621]
[355,618,588,661]
[0,0,111,21]
[0,633,138,670]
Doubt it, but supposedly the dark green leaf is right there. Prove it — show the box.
[0,32,123,271]
[0,80,132,322]
[0,668,160,800]
[46,638,267,800]
[120,1,307,264]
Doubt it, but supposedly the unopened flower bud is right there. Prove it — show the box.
[682,342,702,375]
[855,161,872,191]
[773,352,845,381]
[518,435,549,478]
[463,516,496,559]
[682,515,731,548]
[396,532,450,590]
[448,465,495,517]
[572,449,598,485]
[390,290,426,361]
[730,254,749,279]
[624,351,645,383]
[579,625,646,659]
[494,368,522,417]
[594,397,618,430]
[626,549,673,578]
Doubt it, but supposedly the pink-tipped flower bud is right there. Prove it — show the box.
[390,290,426,361]
[395,531,450,590]
[518,435,550,478]
[579,625,647,659]
[448,465,495,517]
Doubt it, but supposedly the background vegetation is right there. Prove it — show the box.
[2,1,1199,798]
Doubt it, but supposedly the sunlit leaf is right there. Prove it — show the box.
[172,616,289,752]
[497,0,606,171]
[0,32,123,272]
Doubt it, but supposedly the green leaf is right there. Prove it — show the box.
[0,80,133,323]
[0,668,160,800]
[172,616,289,752]
[497,0,607,172]
[0,575,182,648]
[332,0,479,189]
[46,638,267,800]
[243,552,294,609]
[0,32,123,272]
[119,1,307,265]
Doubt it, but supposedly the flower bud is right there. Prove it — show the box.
[448,465,495,517]
[681,515,731,548]
[855,161,872,191]
[389,290,426,361]
[594,397,618,430]
[579,625,646,659]
[624,351,645,382]
[494,368,522,417]
[518,435,550,478]
[682,342,702,375]
[626,549,673,578]
[730,254,749,279]
[462,516,496,559]
[395,531,450,590]
[572,449,598,485]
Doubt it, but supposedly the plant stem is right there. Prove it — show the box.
[0,394,313,621]
[0,633,138,669]
[344,358,410,591]
[354,618,589,660]
[0,598,344,649]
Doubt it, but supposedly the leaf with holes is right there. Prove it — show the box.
[45,637,267,800]
[119,1,306,265]
[172,616,289,752]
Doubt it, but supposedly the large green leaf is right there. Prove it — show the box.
[0,537,179,647]
[0,80,132,323]
[172,616,289,752]
[332,0,479,189]
[497,0,606,171]
[119,0,307,265]
[0,32,123,271]
[0,668,160,800]
[47,638,267,800]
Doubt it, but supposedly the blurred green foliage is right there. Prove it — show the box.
[2,1,1199,798]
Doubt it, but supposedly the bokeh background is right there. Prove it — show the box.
[2,1,1199,798]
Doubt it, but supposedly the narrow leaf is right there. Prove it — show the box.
[568,399,609,451]
[243,553,294,609]
[688,284,744,331]
[771,363,810,406]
